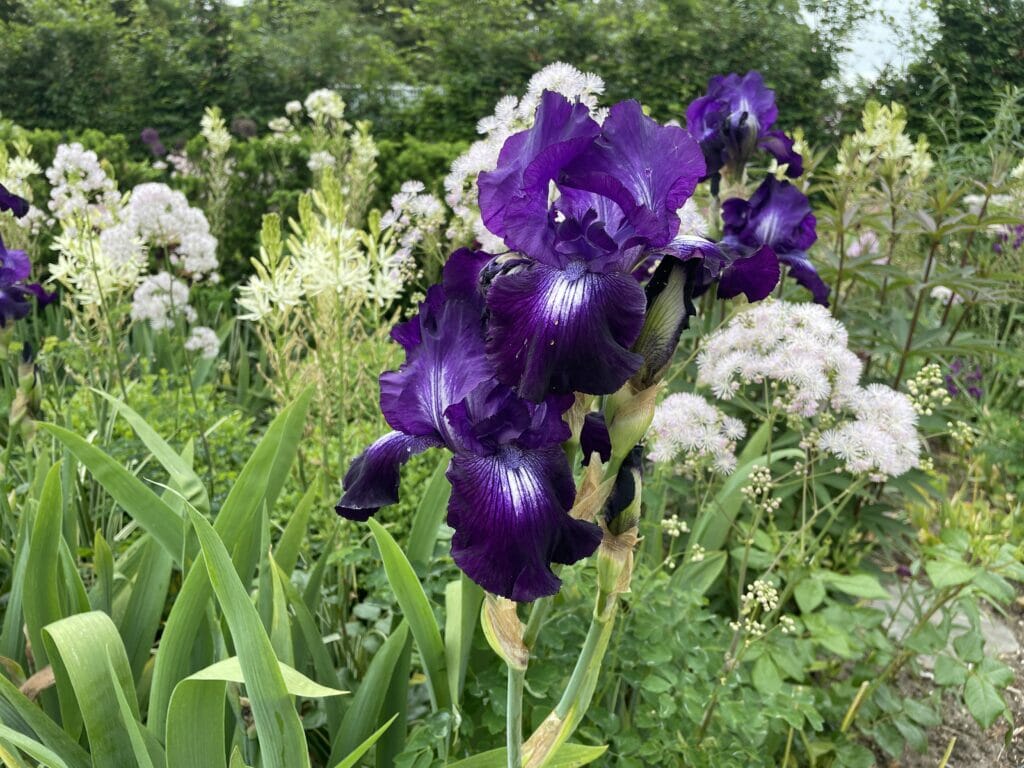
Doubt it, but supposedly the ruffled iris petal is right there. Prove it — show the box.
[335,432,442,521]
[447,446,602,601]
[478,91,600,259]
[717,245,781,303]
[0,246,32,283]
[779,252,830,306]
[723,177,816,254]
[562,100,705,249]
[759,130,803,178]
[486,261,646,401]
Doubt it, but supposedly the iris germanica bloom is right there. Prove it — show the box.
[336,249,601,601]
[0,183,29,218]
[719,177,829,305]
[686,71,802,181]
[0,236,55,326]
[478,91,706,401]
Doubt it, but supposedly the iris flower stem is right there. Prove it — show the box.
[523,597,551,650]
[507,666,526,768]
[522,589,619,767]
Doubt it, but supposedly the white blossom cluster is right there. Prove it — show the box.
[1,152,45,235]
[200,108,232,156]
[304,88,347,123]
[130,272,197,331]
[184,325,220,359]
[381,180,446,267]
[929,285,962,305]
[697,301,863,417]
[660,514,690,538]
[647,392,746,474]
[124,183,219,280]
[444,62,606,249]
[49,227,148,304]
[698,301,923,480]
[834,101,933,183]
[46,143,120,225]
[818,384,921,481]
[307,151,337,172]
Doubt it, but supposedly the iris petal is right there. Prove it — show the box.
[478,91,600,259]
[447,446,602,601]
[562,100,705,249]
[717,245,781,303]
[335,432,442,521]
[779,252,831,306]
[0,184,29,219]
[486,261,646,401]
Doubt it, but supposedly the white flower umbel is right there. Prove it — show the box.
[130,271,197,331]
[46,143,120,225]
[445,62,605,249]
[184,325,220,359]
[285,100,303,116]
[307,150,337,173]
[819,384,921,481]
[698,301,863,417]
[647,392,746,474]
[929,285,962,305]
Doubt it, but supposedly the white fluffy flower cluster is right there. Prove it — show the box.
[819,384,921,481]
[124,183,219,279]
[444,62,606,249]
[698,301,863,417]
[2,153,45,234]
[46,143,120,224]
[184,325,220,359]
[304,88,346,122]
[130,272,197,331]
[647,392,746,474]
[381,180,445,267]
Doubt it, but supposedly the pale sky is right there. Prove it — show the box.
[837,0,937,84]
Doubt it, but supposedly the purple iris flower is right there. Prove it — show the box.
[477,91,706,402]
[140,128,167,158]
[336,249,601,601]
[685,71,802,181]
[719,177,829,305]
[0,236,55,326]
[0,184,29,219]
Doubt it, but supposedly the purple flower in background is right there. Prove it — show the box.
[0,184,29,219]
[685,71,802,180]
[140,128,167,158]
[0,236,55,326]
[719,177,829,305]
[945,358,983,400]
[993,224,1024,254]
[478,91,706,401]
[336,250,601,601]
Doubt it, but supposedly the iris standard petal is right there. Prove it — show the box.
[580,412,611,465]
[478,91,600,258]
[562,100,705,249]
[335,431,442,521]
[446,446,602,601]
[759,130,803,178]
[717,245,781,303]
[486,260,646,401]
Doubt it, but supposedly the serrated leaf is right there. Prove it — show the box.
[751,655,782,694]
[964,675,1006,729]
[794,576,826,613]
[924,558,977,589]
[933,655,967,686]
[820,572,890,600]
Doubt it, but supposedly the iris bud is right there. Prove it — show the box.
[481,596,528,671]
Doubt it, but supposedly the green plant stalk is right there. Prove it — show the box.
[940,192,989,328]
[522,590,619,768]
[522,597,552,651]
[507,666,526,768]
[893,236,941,388]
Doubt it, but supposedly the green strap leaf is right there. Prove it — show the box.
[0,723,71,768]
[187,507,312,768]
[39,424,185,563]
[96,389,211,515]
[0,675,90,768]
[332,714,399,768]
[406,456,451,567]
[40,612,143,768]
[367,519,451,712]
[327,623,410,768]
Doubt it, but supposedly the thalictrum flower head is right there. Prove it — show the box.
[685,71,802,181]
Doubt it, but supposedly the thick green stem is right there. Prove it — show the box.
[893,238,940,388]
[522,592,619,767]
[507,666,525,768]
